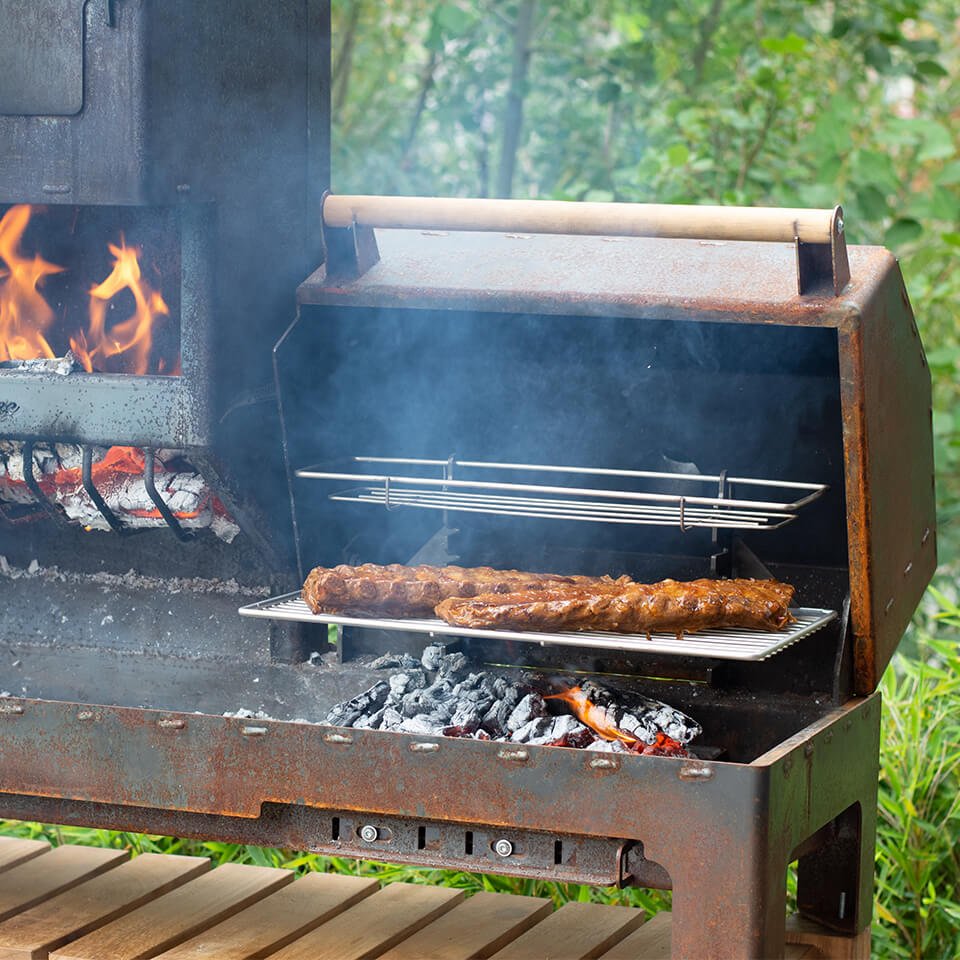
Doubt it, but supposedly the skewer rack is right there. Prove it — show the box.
[295,456,828,532]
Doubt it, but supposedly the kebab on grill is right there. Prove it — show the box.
[302,563,795,635]
[301,562,625,617]
[435,577,796,635]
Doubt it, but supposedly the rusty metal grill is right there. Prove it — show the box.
[296,456,828,532]
[239,593,837,661]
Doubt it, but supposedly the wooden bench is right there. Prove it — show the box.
[0,837,869,959]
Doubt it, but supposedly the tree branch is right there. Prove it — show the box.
[496,0,538,198]
[690,0,725,90]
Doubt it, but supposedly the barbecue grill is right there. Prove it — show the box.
[0,4,936,959]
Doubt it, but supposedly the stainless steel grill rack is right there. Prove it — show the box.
[239,594,837,662]
[295,457,828,532]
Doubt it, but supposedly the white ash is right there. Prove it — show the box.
[0,441,239,542]
[0,351,79,375]
[321,645,701,754]
[0,555,270,598]
[222,708,273,720]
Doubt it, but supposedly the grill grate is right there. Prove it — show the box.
[296,457,828,532]
[239,594,837,662]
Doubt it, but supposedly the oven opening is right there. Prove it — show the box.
[0,204,181,376]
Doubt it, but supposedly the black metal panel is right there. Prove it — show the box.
[0,0,87,116]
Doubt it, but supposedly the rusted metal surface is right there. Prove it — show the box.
[297,229,888,322]
[836,262,937,693]
[0,693,879,957]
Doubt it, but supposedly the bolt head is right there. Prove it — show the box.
[359,824,379,843]
[494,838,514,857]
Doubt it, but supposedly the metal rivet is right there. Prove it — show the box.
[323,732,353,745]
[409,741,440,753]
[903,562,913,576]
[241,725,268,737]
[359,825,379,843]
[678,762,714,781]
[0,702,24,716]
[884,598,894,615]
[922,527,931,545]
[589,757,619,771]
[497,748,529,762]
[494,839,514,858]
[803,743,814,759]
[835,216,844,234]
[157,718,185,730]
[76,710,96,721]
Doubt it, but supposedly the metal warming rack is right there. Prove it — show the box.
[240,594,837,662]
[296,456,828,532]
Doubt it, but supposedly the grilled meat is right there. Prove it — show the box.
[434,578,795,635]
[302,563,625,616]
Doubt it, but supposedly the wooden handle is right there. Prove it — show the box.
[323,194,843,245]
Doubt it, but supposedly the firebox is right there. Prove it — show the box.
[0,5,937,959]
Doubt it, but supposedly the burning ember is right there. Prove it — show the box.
[0,205,176,375]
[322,646,700,756]
[546,685,687,755]
[0,442,238,541]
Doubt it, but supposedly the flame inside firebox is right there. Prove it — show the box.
[0,204,177,375]
[547,686,687,756]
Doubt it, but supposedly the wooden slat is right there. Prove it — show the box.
[266,882,464,960]
[0,840,50,876]
[488,902,644,960]
[0,853,210,960]
[598,912,671,960]
[50,863,293,960]
[154,873,379,960]
[378,890,553,960]
[785,946,823,959]
[785,915,871,960]
[0,846,128,923]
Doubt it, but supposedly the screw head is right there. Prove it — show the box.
[493,839,514,858]
[359,824,379,843]
[835,216,844,234]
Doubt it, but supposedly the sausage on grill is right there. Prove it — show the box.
[302,563,625,616]
[434,578,796,635]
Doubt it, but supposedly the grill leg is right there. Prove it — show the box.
[667,848,788,959]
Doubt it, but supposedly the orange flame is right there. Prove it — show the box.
[546,686,688,756]
[0,205,64,361]
[0,205,176,375]
[73,238,170,375]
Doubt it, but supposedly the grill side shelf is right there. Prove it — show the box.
[239,594,837,663]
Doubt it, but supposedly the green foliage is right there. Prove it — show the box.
[873,632,960,959]
[332,0,960,554]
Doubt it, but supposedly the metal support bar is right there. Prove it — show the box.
[142,447,194,541]
[320,191,380,282]
[21,441,68,525]
[80,445,127,535]
[796,209,850,296]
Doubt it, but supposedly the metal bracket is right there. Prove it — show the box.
[21,441,70,526]
[81,445,127,535]
[142,447,195,542]
[320,192,380,283]
[796,206,850,296]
